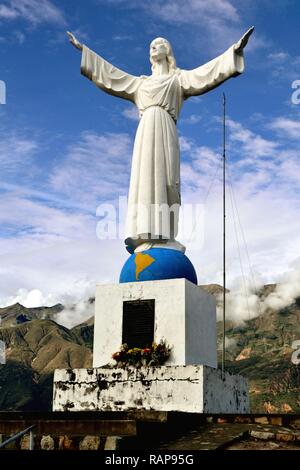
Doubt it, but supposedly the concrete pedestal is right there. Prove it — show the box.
[53,365,249,414]
[53,279,250,414]
[93,279,217,368]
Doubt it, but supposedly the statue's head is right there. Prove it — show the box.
[150,37,177,74]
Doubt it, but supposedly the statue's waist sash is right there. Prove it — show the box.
[141,105,177,123]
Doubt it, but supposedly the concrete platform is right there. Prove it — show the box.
[93,279,217,368]
[53,365,250,414]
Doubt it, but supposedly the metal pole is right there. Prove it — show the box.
[0,425,36,449]
[222,93,226,377]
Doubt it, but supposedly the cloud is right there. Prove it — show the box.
[266,49,300,82]
[4,288,53,308]
[182,114,202,125]
[216,258,300,325]
[180,144,221,196]
[50,131,132,204]
[146,0,239,25]
[1,111,300,327]
[227,118,279,159]
[218,336,237,350]
[0,128,135,312]
[178,115,300,290]
[0,131,38,174]
[268,117,300,140]
[113,35,133,41]
[179,136,193,152]
[98,0,268,59]
[268,51,290,62]
[0,4,16,19]
[99,0,252,53]
[14,30,25,44]
[217,280,262,324]
[0,189,126,310]
[0,0,66,25]
[54,298,95,329]
[261,258,300,313]
[122,105,139,121]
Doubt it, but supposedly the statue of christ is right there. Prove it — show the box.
[67,27,254,254]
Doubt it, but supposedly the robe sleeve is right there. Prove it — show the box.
[179,45,245,99]
[80,45,140,102]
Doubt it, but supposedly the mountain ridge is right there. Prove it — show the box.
[0,283,299,412]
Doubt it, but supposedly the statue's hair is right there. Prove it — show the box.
[150,37,178,74]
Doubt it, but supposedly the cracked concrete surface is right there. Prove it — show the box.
[53,365,249,413]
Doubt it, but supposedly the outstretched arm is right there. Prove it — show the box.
[234,26,254,54]
[67,31,140,102]
[67,31,83,51]
[179,26,254,99]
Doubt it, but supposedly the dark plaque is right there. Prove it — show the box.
[122,299,155,348]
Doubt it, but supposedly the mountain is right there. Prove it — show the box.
[0,302,63,327]
[0,284,299,412]
[200,283,230,296]
[0,361,43,411]
[71,316,94,350]
[221,290,300,413]
[0,319,92,374]
[0,318,92,410]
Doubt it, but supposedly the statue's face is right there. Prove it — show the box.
[150,41,168,62]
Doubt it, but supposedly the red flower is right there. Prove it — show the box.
[112,340,172,366]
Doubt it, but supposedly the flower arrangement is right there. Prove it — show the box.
[112,340,172,367]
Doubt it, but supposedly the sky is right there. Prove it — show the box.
[0,0,300,314]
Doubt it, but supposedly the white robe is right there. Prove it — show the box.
[81,45,244,253]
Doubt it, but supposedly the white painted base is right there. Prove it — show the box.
[93,279,217,368]
[53,365,250,414]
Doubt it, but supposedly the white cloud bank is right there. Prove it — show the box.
[0,0,65,25]
[215,258,300,325]
[100,0,264,54]
[1,112,300,327]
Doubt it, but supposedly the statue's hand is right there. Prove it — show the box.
[67,31,83,51]
[234,26,254,53]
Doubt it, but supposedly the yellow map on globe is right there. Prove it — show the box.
[135,253,155,280]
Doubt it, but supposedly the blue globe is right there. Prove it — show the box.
[119,248,198,285]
